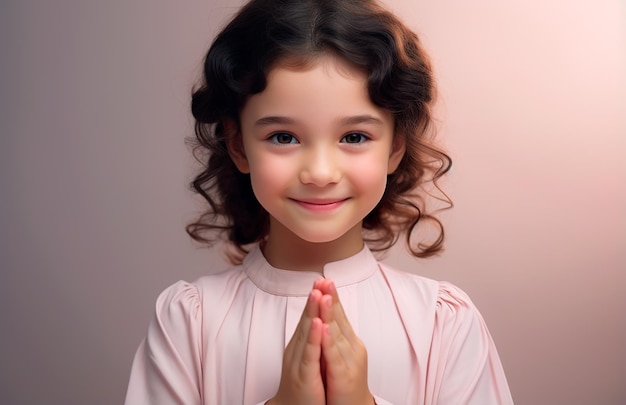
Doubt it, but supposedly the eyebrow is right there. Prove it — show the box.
[339,114,385,126]
[254,116,295,126]
[254,114,384,127]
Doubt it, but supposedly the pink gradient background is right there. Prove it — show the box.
[1,0,624,403]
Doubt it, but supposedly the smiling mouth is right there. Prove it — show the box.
[290,198,349,211]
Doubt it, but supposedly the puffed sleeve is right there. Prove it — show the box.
[426,282,513,404]
[125,281,204,405]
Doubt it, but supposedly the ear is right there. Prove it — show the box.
[225,120,250,174]
[387,134,406,174]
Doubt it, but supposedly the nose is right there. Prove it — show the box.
[299,147,342,186]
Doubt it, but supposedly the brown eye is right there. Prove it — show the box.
[341,132,368,144]
[269,132,298,144]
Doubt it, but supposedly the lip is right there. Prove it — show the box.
[290,198,349,212]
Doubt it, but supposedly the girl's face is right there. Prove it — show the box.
[230,54,404,257]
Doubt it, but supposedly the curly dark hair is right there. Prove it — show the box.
[187,0,452,263]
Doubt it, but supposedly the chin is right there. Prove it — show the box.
[289,225,358,245]
[307,236,344,245]
[294,232,342,244]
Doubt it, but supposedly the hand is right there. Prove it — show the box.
[267,289,326,405]
[314,279,375,405]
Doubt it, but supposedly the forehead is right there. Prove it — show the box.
[272,51,364,77]
[241,54,391,125]
[268,52,366,89]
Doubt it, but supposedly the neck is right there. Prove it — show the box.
[262,223,364,273]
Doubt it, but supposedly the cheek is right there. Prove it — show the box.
[348,156,390,195]
[247,156,293,198]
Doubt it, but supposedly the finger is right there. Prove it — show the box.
[321,322,347,370]
[318,280,358,343]
[299,317,323,376]
[313,278,325,292]
[321,309,371,403]
[321,318,364,381]
[313,277,331,294]
[291,294,324,397]
[319,293,335,325]
[319,294,353,362]
[292,289,322,354]
[275,311,326,404]
[304,288,322,321]
[286,290,321,368]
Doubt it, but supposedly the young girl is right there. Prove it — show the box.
[125,0,513,403]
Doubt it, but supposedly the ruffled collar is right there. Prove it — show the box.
[243,244,379,296]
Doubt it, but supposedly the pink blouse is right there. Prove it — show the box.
[125,245,513,404]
